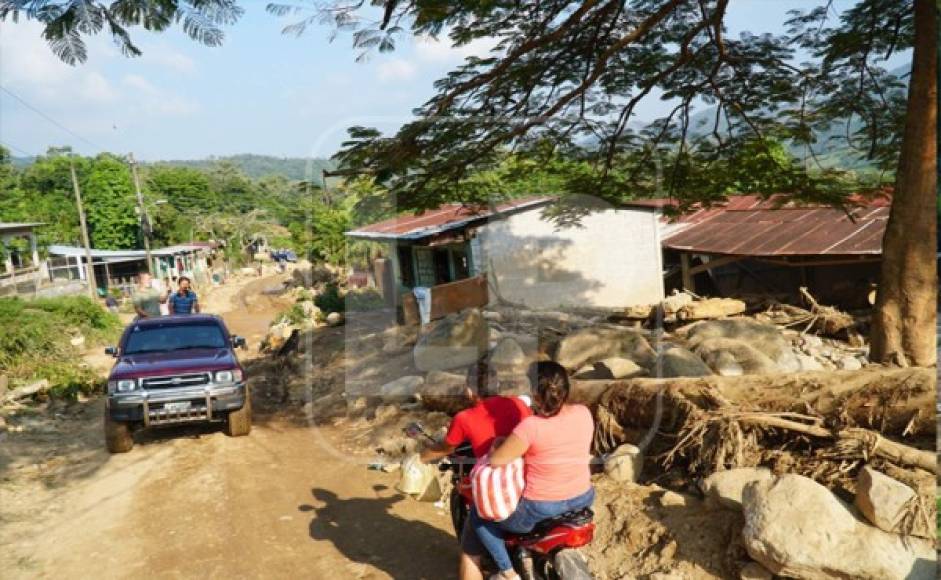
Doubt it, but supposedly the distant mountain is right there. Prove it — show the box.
[10,155,36,168]
[153,154,336,181]
[686,63,911,172]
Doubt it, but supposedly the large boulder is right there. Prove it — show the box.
[604,443,643,483]
[685,319,800,372]
[488,338,533,375]
[855,466,932,539]
[413,308,489,372]
[742,474,936,580]
[702,467,773,511]
[574,357,646,380]
[653,346,714,378]
[694,338,780,376]
[418,370,471,414]
[554,327,656,370]
[379,375,424,400]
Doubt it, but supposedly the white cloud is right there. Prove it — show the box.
[414,35,497,64]
[141,49,197,75]
[377,58,418,82]
[122,74,199,116]
[0,21,118,106]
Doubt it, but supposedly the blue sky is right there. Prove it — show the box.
[0,1,908,161]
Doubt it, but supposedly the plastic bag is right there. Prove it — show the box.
[397,453,436,496]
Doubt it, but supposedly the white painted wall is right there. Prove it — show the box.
[477,206,664,309]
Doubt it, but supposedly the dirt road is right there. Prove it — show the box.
[0,274,456,579]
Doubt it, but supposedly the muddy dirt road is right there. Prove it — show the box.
[0,274,456,579]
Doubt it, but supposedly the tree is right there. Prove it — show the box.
[290,0,934,366]
[0,147,85,247]
[81,155,138,249]
[145,165,215,213]
[0,0,243,64]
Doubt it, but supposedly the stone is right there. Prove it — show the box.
[69,335,86,347]
[795,354,825,372]
[0,415,6,432]
[742,474,936,580]
[604,444,642,483]
[660,291,694,316]
[482,310,503,322]
[739,562,773,580]
[685,319,800,372]
[575,357,647,381]
[554,327,656,370]
[801,335,824,349]
[702,467,773,511]
[413,308,488,372]
[379,375,424,400]
[694,338,780,376]
[653,346,713,378]
[658,490,694,508]
[488,338,531,374]
[419,371,471,414]
[855,466,931,538]
[326,312,344,326]
[838,356,863,371]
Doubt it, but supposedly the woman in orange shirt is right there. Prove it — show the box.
[470,361,595,579]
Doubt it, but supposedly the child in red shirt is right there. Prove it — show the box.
[421,361,531,580]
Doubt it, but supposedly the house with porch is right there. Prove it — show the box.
[634,194,890,308]
[0,222,47,295]
[346,196,666,318]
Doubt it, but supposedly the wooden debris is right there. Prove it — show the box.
[676,297,747,321]
[2,379,49,403]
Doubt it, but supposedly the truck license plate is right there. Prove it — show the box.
[164,401,192,412]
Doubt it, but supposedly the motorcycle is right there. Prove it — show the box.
[405,422,595,580]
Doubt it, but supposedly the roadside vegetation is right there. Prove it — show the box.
[0,296,121,398]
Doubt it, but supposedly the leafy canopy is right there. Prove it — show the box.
[0,0,243,64]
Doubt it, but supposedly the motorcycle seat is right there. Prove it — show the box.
[525,507,594,538]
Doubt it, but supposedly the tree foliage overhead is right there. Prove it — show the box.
[0,0,243,64]
[264,0,912,212]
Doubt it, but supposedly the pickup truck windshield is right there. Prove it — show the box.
[124,322,227,354]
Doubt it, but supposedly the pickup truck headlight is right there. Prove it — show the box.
[214,369,243,383]
[108,379,137,393]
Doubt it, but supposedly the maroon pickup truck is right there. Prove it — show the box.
[103,314,250,453]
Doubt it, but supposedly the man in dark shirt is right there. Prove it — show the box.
[168,276,200,315]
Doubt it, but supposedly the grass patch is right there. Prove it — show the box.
[0,295,122,398]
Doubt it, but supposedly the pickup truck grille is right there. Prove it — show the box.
[141,373,210,389]
[145,397,211,426]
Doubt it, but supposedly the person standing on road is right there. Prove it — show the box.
[168,276,200,315]
[132,272,167,319]
[420,362,531,580]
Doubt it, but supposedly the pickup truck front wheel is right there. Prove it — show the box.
[104,409,134,453]
[224,390,252,437]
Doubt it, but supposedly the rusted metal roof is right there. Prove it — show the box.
[345,197,552,241]
[644,194,891,257]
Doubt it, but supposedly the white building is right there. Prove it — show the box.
[346,196,665,312]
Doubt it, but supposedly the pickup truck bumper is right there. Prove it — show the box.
[107,382,247,425]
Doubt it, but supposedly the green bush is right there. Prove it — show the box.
[345,288,384,312]
[0,295,121,398]
[314,283,344,314]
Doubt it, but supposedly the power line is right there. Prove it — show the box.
[0,84,104,151]
[0,140,34,157]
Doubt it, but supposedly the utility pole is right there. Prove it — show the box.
[128,153,153,274]
[69,160,98,298]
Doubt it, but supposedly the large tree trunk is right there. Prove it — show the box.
[869,0,938,367]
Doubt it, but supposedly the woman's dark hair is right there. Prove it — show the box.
[527,361,570,417]
[466,360,498,398]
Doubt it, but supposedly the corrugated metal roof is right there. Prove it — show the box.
[653,194,891,256]
[346,197,553,241]
[0,222,44,232]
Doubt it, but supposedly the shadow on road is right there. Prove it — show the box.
[300,484,456,578]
